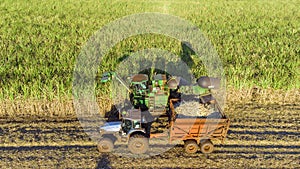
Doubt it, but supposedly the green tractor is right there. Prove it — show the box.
[101,71,214,117]
[102,72,168,115]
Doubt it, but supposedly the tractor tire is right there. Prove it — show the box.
[200,140,214,154]
[184,140,199,154]
[128,134,149,154]
[97,137,114,153]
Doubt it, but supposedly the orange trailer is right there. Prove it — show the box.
[168,117,230,153]
[151,99,230,154]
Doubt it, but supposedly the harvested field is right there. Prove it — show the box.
[1,103,299,168]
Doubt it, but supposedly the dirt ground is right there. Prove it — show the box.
[0,103,299,168]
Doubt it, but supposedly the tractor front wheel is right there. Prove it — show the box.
[98,137,114,153]
[128,134,149,154]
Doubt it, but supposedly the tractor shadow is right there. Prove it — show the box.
[95,154,111,169]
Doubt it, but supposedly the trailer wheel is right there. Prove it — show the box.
[200,140,214,154]
[184,140,199,154]
[97,137,114,153]
[128,134,149,154]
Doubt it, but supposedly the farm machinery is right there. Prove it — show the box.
[98,71,230,154]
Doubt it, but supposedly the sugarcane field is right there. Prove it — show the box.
[0,0,299,168]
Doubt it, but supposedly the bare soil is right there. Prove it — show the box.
[0,103,299,168]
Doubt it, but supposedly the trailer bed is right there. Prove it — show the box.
[170,117,230,144]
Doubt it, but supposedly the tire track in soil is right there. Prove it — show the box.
[0,104,299,168]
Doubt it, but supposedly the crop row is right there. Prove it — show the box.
[0,0,299,100]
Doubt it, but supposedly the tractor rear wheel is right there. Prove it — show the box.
[97,137,114,153]
[128,134,149,154]
[200,140,214,154]
[184,140,199,154]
